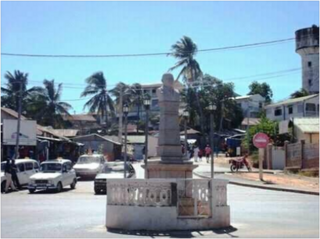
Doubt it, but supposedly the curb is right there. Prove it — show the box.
[194,172,319,196]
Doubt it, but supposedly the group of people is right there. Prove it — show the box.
[182,144,215,163]
[3,159,21,194]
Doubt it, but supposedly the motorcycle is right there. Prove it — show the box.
[229,156,252,172]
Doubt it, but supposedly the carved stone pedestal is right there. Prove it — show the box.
[143,159,198,179]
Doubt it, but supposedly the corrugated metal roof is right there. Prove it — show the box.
[125,135,146,144]
[1,107,27,120]
[49,129,79,137]
[294,117,319,133]
[73,133,121,145]
[265,94,319,108]
[63,114,96,122]
[241,118,261,126]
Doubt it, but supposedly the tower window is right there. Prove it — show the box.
[309,79,313,86]
[308,61,312,67]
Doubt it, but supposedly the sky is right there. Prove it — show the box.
[1,1,319,114]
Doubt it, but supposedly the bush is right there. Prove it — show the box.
[249,151,259,168]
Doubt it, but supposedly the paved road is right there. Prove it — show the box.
[1,165,319,238]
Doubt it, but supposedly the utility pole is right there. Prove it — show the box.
[14,81,23,159]
[118,86,123,144]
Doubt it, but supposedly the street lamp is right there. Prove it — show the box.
[208,103,217,178]
[143,98,151,179]
[123,104,129,178]
[182,111,189,158]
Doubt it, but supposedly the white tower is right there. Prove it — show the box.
[295,25,319,94]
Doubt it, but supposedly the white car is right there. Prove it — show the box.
[73,154,105,178]
[28,159,77,193]
[94,162,135,194]
[1,159,40,192]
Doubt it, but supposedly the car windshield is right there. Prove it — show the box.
[77,156,101,164]
[101,164,125,174]
[100,163,133,174]
[40,163,62,172]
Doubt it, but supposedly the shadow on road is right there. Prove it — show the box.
[107,226,238,238]
[29,188,75,194]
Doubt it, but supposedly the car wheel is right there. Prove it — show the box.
[29,189,36,194]
[1,181,6,193]
[56,182,63,193]
[70,179,76,189]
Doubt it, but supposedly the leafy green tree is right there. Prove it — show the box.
[290,88,309,99]
[81,72,115,127]
[243,117,278,152]
[200,74,243,132]
[248,81,273,103]
[31,79,73,128]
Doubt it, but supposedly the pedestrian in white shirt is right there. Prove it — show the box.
[193,146,199,162]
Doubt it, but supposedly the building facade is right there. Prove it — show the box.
[265,94,319,121]
[234,94,265,118]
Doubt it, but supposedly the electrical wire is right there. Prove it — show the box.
[1,38,294,58]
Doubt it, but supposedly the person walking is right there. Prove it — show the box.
[205,144,212,163]
[4,160,17,193]
[193,146,199,162]
[11,160,21,190]
[198,148,203,162]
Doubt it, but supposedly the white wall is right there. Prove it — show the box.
[266,95,319,121]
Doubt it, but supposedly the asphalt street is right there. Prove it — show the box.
[1,163,319,238]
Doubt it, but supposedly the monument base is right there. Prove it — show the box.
[142,160,198,179]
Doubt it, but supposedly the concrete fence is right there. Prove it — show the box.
[285,140,319,170]
[259,140,319,170]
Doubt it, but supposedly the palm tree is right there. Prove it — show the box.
[81,72,115,127]
[109,82,131,140]
[33,79,72,128]
[168,36,205,146]
[290,88,309,99]
[1,70,40,112]
[130,83,144,121]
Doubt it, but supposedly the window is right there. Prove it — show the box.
[25,163,33,170]
[33,162,40,170]
[308,79,313,86]
[65,163,72,171]
[274,108,282,116]
[152,89,156,94]
[308,61,312,67]
[259,102,263,109]
[297,104,303,113]
[152,99,159,108]
[17,164,25,172]
[306,103,316,112]
[288,105,293,114]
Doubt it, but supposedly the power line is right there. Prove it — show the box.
[1,67,301,91]
[1,38,294,58]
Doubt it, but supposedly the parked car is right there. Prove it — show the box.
[1,159,40,192]
[28,159,77,193]
[94,161,135,195]
[73,154,105,178]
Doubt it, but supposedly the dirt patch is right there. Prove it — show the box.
[232,173,319,192]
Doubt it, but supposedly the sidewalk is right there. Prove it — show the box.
[192,156,319,196]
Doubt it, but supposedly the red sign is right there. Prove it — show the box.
[253,133,269,148]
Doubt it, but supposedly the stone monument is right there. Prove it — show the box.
[145,73,198,178]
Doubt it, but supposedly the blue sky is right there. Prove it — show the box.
[1,1,319,113]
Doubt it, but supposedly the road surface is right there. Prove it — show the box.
[1,163,318,238]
